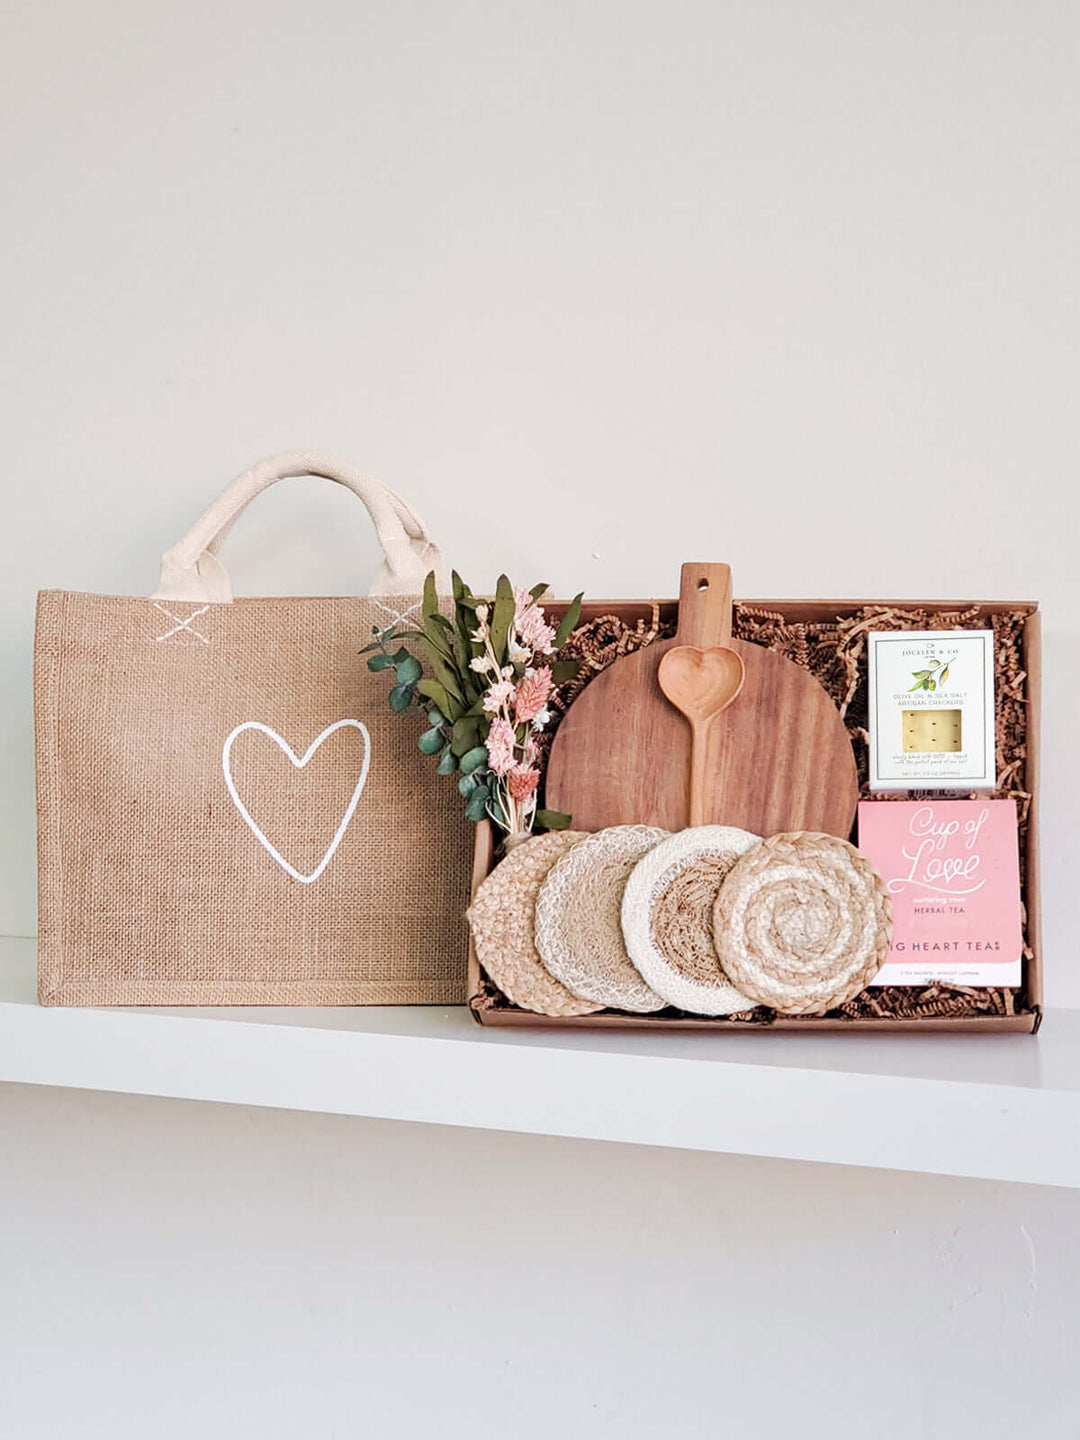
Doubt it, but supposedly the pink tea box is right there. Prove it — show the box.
[857,799,1023,987]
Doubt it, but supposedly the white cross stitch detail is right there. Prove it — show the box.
[152,602,211,644]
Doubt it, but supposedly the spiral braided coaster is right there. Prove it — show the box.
[535,825,669,1012]
[713,832,892,1015]
[621,826,760,1015]
[467,831,602,1017]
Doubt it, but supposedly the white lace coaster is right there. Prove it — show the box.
[714,831,892,1015]
[467,831,603,1017]
[535,826,670,1012]
[621,825,760,1015]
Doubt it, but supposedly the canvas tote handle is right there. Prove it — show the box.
[153,451,444,602]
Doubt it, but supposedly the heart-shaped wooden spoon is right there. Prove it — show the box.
[658,645,745,825]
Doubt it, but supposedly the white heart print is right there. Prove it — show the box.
[222,719,371,884]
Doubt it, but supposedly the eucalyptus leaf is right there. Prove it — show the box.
[367,653,394,671]
[459,745,489,775]
[389,683,413,712]
[465,789,490,822]
[418,728,444,755]
[436,748,458,775]
[425,705,446,728]
[458,772,479,796]
[396,655,422,685]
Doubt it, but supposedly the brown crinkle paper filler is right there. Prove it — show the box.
[475,601,1034,1024]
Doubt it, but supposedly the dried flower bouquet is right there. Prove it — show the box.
[363,572,582,842]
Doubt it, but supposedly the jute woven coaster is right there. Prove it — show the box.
[535,825,670,1012]
[467,831,603,1017]
[621,825,760,1015]
[713,831,892,1015]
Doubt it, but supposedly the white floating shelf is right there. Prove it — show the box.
[1,935,1076,1188]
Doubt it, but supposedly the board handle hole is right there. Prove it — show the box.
[697,577,709,591]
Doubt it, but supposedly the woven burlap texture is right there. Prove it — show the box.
[713,831,892,1015]
[467,831,602,1017]
[622,825,759,1015]
[535,825,669,1012]
[35,591,474,1006]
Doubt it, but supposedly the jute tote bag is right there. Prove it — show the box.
[35,451,473,1006]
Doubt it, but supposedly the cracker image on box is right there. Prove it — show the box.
[467,831,602,1017]
[867,629,995,792]
[535,825,670,1012]
[621,826,759,1015]
[713,832,892,1015]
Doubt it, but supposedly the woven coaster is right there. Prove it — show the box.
[621,826,760,1015]
[713,831,892,1015]
[535,825,670,1012]
[467,831,603,1017]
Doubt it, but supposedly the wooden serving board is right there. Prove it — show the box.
[545,563,859,839]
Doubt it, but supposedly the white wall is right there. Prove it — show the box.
[1,2,1077,1435]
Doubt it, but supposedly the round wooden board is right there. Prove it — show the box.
[545,567,859,839]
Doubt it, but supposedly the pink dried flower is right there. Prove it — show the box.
[512,591,556,656]
[514,666,553,725]
[485,718,517,777]
[482,678,515,715]
[507,763,540,802]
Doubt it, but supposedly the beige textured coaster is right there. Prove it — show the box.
[535,825,670,1012]
[467,831,603,1017]
[714,831,892,1015]
[621,826,760,1015]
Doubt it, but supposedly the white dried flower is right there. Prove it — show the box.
[482,679,515,714]
[470,655,493,673]
[475,603,489,622]
[531,707,552,731]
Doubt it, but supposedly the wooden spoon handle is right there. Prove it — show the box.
[675,564,733,648]
[688,721,709,827]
